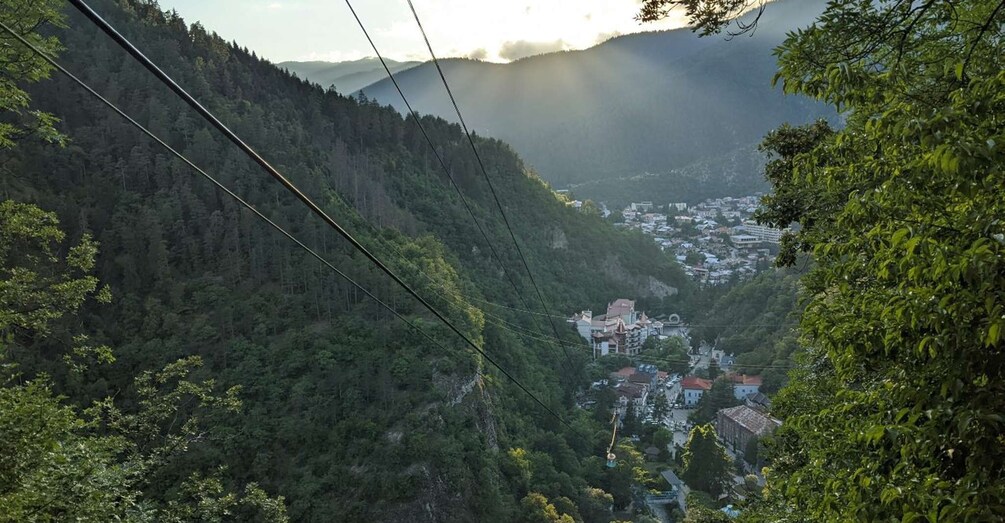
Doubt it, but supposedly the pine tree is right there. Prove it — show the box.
[681,423,731,497]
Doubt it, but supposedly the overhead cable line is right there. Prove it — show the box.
[341,0,577,374]
[64,0,575,432]
[332,235,798,352]
[605,412,619,467]
[0,17,491,391]
[403,0,577,370]
[342,213,590,352]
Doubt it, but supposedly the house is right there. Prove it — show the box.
[721,505,741,519]
[727,374,763,400]
[610,366,636,381]
[591,330,618,357]
[569,310,594,340]
[745,392,772,411]
[644,446,662,461]
[629,364,659,390]
[614,382,648,414]
[716,404,781,452]
[681,376,712,407]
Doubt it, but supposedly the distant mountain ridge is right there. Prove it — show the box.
[279,57,420,94]
[570,144,769,207]
[344,0,833,198]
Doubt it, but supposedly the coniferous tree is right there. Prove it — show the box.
[681,424,731,497]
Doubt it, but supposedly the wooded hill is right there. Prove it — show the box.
[3,0,697,520]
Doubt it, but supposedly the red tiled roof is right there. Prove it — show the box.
[628,372,653,384]
[615,382,646,398]
[681,376,712,391]
[728,373,763,386]
[612,367,636,379]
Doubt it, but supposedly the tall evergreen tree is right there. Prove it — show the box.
[681,423,732,497]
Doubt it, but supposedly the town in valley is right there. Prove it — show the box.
[570,297,779,519]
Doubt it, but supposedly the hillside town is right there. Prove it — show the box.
[574,297,781,521]
[612,196,789,284]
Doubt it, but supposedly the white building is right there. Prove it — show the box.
[730,234,760,248]
[681,376,712,407]
[739,220,788,244]
[570,299,668,357]
[729,374,763,400]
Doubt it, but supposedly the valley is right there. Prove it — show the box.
[2,0,1002,521]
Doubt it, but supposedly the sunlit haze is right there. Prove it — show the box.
[158,0,689,63]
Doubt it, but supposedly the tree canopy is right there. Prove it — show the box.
[641,0,1005,520]
[681,423,732,498]
[644,0,1005,519]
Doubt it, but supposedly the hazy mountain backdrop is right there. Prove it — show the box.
[279,57,420,95]
[335,0,832,202]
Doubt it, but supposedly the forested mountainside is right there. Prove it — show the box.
[688,266,805,394]
[570,144,767,207]
[355,0,832,191]
[279,58,420,96]
[3,0,693,520]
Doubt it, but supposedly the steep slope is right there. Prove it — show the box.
[279,57,420,94]
[569,144,768,207]
[358,0,832,191]
[6,0,693,520]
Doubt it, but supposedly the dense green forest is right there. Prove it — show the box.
[1,0,695,520]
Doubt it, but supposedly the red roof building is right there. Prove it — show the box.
[681,376,712,391]
[726,373,763,400]
[611,366,636,381]
[681,376,713,407]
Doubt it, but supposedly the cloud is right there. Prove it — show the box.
[467,48,488,60]
[498,39,569,61]
[266,2,282,9]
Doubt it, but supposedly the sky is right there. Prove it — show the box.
[158,0,689,63]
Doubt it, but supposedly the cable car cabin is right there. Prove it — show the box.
[606,452,617,468]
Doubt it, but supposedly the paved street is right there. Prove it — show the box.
[669,408,690,449]
[692,342,713,370]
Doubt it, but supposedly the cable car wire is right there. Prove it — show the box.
[0,17,495,389]
[62,0,577,432]
[402,0,576,371]
[342,0,578,375]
